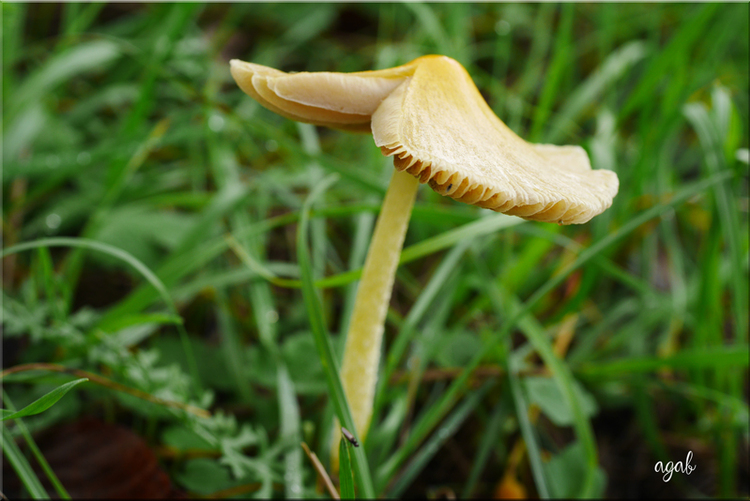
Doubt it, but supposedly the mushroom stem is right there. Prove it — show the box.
[336,168,419,452]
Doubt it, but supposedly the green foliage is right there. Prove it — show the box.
[2,3,747,498]
[339,437,356,499]
[175,458,238,496]
[523,376,598,427]
[543,441,607,498]
[2,425,50,499]
[1,379,88,422]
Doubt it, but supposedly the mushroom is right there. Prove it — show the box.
[229,55,618,452]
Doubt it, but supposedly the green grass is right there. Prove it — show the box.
[2,3,748,498]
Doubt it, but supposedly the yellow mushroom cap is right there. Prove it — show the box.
[230,55,618,224]
[229,59,417,132]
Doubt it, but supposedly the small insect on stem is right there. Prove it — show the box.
[341,427,359,447]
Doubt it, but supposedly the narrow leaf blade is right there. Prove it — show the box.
[1,378,88,421]
[339,438,356,499]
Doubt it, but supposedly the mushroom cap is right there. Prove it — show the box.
[230,55,618,224]
[230,59,417,132]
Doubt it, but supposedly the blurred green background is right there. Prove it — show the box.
[2,3,748,498]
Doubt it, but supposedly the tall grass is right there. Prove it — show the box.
[2,3,748,498]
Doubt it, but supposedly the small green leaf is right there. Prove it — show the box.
[175,458,234,495]
[434,330,482,368]
[161,426,216,452]
[544,441,607,498]
[282,332,326,395]
[524,376,598,427]
[1,378,88,421]
[339,438,356,499]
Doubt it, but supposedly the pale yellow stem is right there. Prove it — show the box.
[332,168,419,465]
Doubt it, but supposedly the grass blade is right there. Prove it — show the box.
[278,366,304,499]
[547,40,648,143]
[577,345,749,377]
[461,393,510,498]
[618,3,721,121]
[2,392,72,499]
[387,381,494,497]
[296,174,375,498]
[8,39,121,121]
[508,361,550,499]
[1,378,88,422]
[684,93,748,341]
[529,3,574,142]
[339,438,356,499]
[1,424,49,499]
